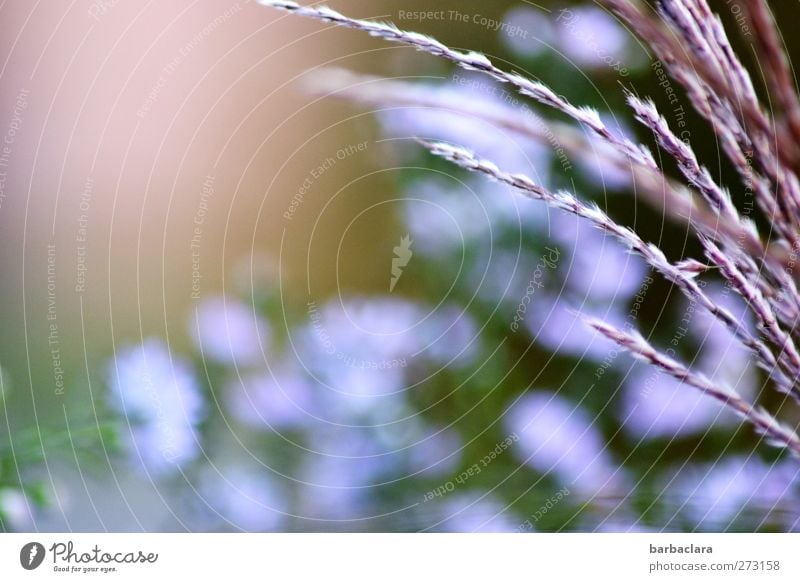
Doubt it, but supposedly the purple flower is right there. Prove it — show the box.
[0,489,33,530]
[689,284,757,392]
[379,78,551,176]
[525,292,629,360]
[575,139,634,191]
[621,364,737,439]
[299,296,485,423]
[469,247,528,306]
[108,339,206,474]
[317,365,407,423]
[675,456,800,529]
[554,6,631,69]
[405,178,548,259]
[404,177,491,256]
[308,297,423,362]
[501,7,555,58]
[553,212,647,302]
[298,429,393,519]
[201,467,286,531]
[419,305,480,368]
[437,493,519,532]
[226,367,315,431]
[505,391,628,497]
[191,297,269,366]
[622,285,759,440]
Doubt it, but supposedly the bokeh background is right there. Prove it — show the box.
[1,0,799,532]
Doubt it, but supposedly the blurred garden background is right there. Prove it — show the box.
[1,0,799,532]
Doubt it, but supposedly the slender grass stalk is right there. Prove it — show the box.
[743,1,800,166]
[582,315,800,457]
[605,0,800,252]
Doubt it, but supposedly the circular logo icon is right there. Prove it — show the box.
[19,542,45,570]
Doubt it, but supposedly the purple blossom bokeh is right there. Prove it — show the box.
[107,339,206,475]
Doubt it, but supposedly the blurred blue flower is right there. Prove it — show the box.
[676,456,800,530]
[525,292,629,360]
[303,297,423,362]
[317,365,407,423]
[437,493,518,532]
[405,177,547,262]
[419,305,480,369]
[576,115,640,191]
[403,177,492,258]
[0,488,33,530]
[226,366,316,431]
[377,420,463,479]
[108,339,206,474]
[201,466,286,531]
[553,6,631,70]
[298,428,394,520]
[621,364,736,439]
[469,246,529,306]
[501,7,555,58]
[621,284,756,440]
[505,391,628,497]
[191,297,269,367]
[298,296,485,425]
[691,284,757,390]
[554,212,647,302]
[379,77,551,176]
